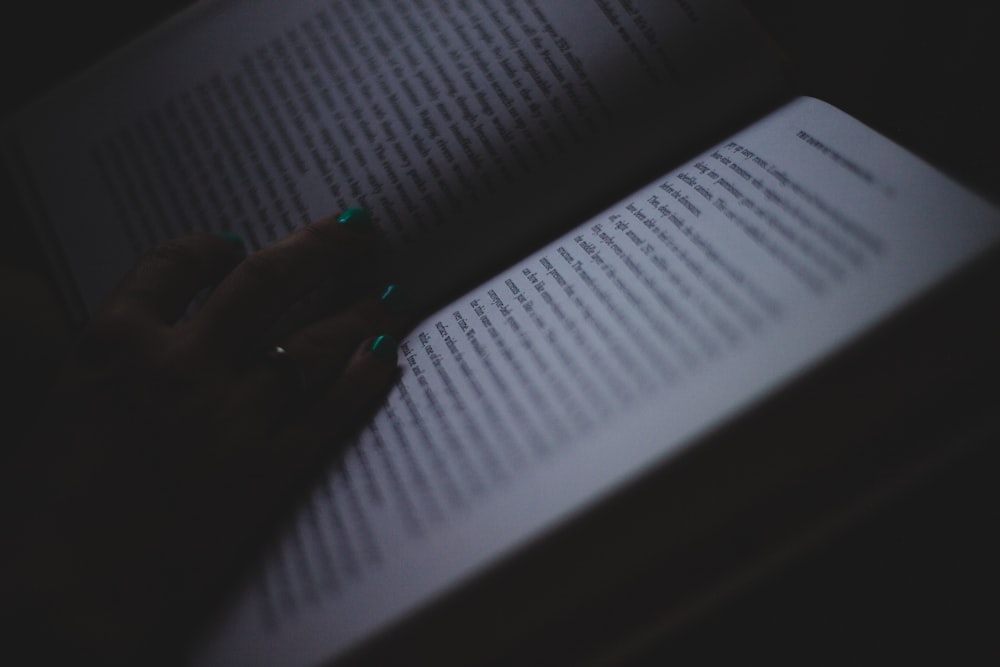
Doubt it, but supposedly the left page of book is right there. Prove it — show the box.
[191,96,1000,666]
[2,0,786,325]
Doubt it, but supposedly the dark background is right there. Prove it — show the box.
[2,1,998,663]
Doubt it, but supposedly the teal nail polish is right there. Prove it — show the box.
[380,284,408,315]
[337,207,373,233]
[370,334,399,364]
[219,231,246,249]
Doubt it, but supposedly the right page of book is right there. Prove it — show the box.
[193,97,1000,666]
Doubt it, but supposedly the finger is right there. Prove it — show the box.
[111,233,247,324]
[230,335,400,515]
[276,285,408,391]
[302,333,401,442]
[259,268,389,348]
[195,209,381,352]
[242,284,409,414]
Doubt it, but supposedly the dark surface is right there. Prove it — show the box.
[650,2,1000,662]
[745,0,1000,205]
[669,1,1000,660]
[1,1,998,664]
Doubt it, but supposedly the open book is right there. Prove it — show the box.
[5,0,1000,664]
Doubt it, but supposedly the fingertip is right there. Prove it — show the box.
[336,207,375,234]
[342,333,401,395]
[318,334,400,422]
[368,334,400,365]
[378,284,409,316]
[217,231,247,253]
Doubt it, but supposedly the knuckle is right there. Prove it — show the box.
[238,251,289,290]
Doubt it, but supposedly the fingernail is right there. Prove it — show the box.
[380,284,409,315]
[219,231,246,249]
[369,334,399,364]
[337,207,374,233]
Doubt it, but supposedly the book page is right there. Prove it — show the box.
[192,97,1000,666]
[3,0,785,323]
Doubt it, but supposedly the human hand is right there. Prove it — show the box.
[3,209,407,665]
